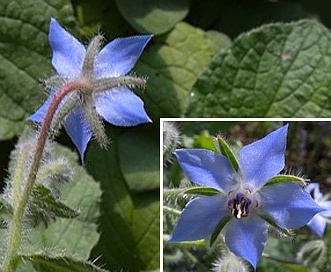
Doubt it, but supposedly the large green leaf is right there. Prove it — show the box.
[115,0,189,35]
[186,20,331,117]
[187,0,309,38]
[118,126,159,192]
[0,0,75,140]
[19,254,107,272]
[72,0,133,39]
[29,184,79,224]
[136,22,232,119]
[86,128,159,272]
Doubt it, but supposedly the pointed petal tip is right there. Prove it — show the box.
[317,205,327,213]
[26,109,44,124]
[250,260,257,270]
[225,216,267,271]
[49,17,85,78]
[74,142,88,167]
[144,34,153,42]
[49,17,61,29]
[26,115,34,122]
[79,152,86,167]
[95,88,151,127]
[239,123,289,190]
[281,122,289,133]
[167,234,185,243]
[167,235,174,242]
[228,250,257,270]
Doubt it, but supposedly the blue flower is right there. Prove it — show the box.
[28,18,152,161]
[306,183,331,237]
[169,124,324,269]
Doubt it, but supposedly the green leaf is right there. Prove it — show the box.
[186,20,331,117]
[20,143,101,260]
[29,184,79,224]
[86,129,159,272]
[266,175,306,186]
[192,131,217,152]
[187,0,309,38]
[115,0,189,35]
[118,127,159,192]
[0,0,75,140]
[20,254,107,272]
[215,135,239,171]
[136,22,232,119]
[184,187,220,196]
[72,0,133,39]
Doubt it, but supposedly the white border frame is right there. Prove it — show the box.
[160,117,331,270]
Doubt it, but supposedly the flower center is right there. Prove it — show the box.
[228,193,252,219]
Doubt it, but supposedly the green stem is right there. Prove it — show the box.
[262,253,300,265]
[2,81,84,272]
[163,206,181,216]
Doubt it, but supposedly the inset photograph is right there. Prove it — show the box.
[163,120,331,272]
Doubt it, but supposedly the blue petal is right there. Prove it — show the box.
[63,106,92,162]
[239,124,288,190]
[319,201,331,218]
[307,214,327,237]
[173,149,236,192]
[168,194,228,242]
[95,35,152,77]
[95,87,151,126]
[225,215,267,269]
[258,182,325,229]
[49,18,85,78]
[306,183,323,201]
[27,93,54,123]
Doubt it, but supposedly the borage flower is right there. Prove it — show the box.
[306,183,331,237]
[168,124,324,269]
[28,19,152,161]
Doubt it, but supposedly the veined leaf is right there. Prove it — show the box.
[187,20,331,117]
[0,0,75,140]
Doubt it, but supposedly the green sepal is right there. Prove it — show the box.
[214,135,239,171]
[19,254,108,272]
[184,187,221,196]
[266,175,306,186]
[210,215,231,247]
[258,213,293,238]
[29,184,79,225]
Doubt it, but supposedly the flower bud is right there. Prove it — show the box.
[212,251,249,272]
[296,240,326,267]
[3,128,75,227]
[163,122,180,165]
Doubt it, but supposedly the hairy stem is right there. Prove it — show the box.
[2,81,84,272]
[163,206,182,216]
